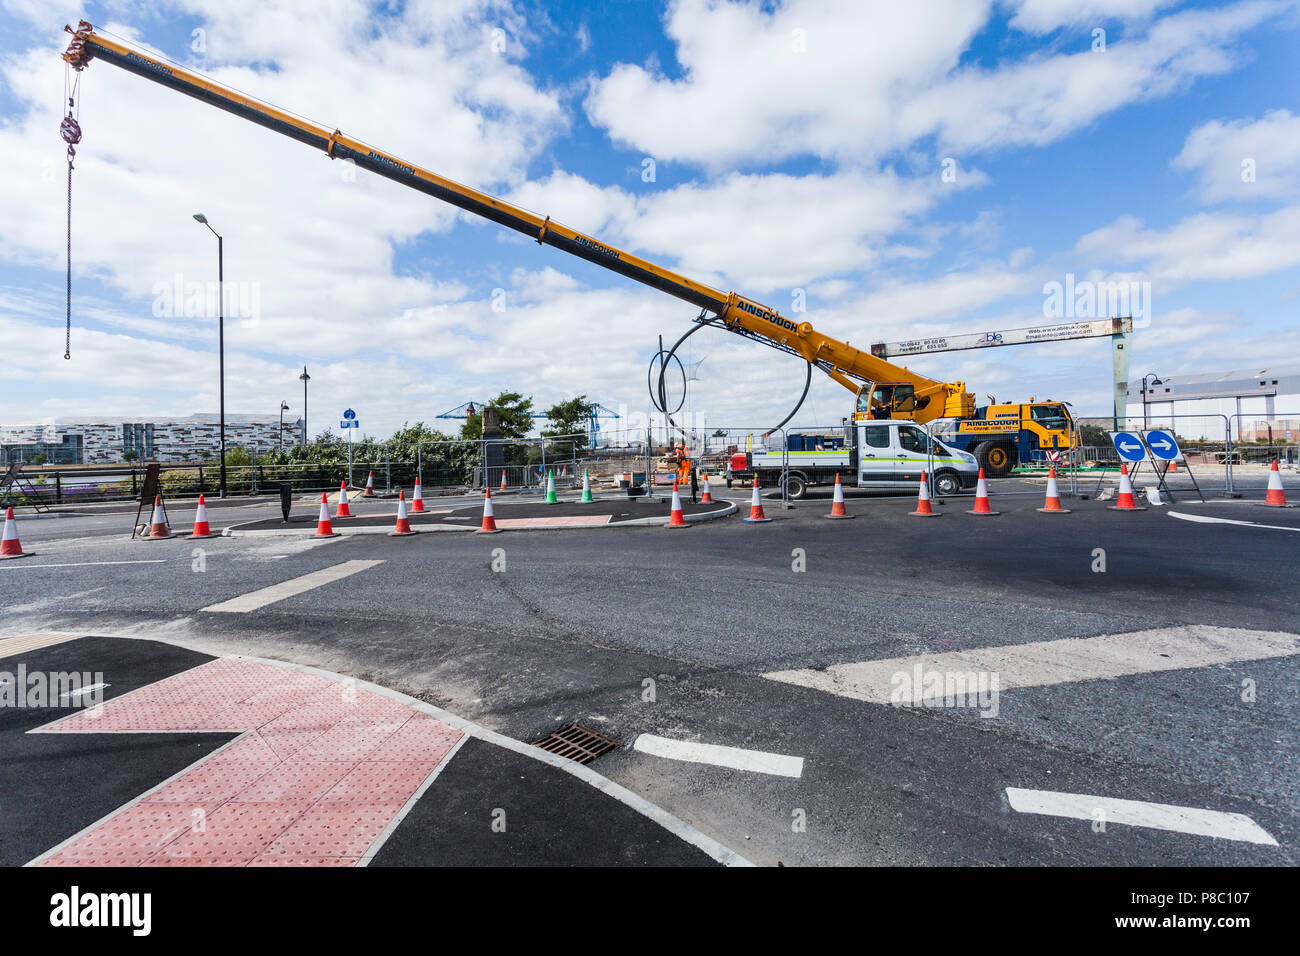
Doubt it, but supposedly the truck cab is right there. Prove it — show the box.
[929,400,1074,477]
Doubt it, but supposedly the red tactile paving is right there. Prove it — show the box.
[494,515,614,528]
[32,659,464,867]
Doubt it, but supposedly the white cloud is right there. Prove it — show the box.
[510,167,979,294]
[1077,207,1300,280]
[585,0,1287,166]
[1005,0,1178,33]
[585,0,992,167]
[1174,109,1300,202]
[0,1,563,354]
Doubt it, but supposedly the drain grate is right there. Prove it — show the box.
[532,723,620,764]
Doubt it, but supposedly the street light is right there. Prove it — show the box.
[299,366,311,446]
[1141,372,1164,430]
[193,213,227,498]
[279,401,290,452]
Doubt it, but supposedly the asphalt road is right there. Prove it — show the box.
[2,482,1296,866]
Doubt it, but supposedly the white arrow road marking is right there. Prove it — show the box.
[633,733,804,778]
[763,626,1300,704]
[201,559,385,613]
[60,682,109,700]
[1005,788,1278,845]
[1170,511,1300,532]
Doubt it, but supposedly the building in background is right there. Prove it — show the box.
[1238,419,1300,443]
[0,414,301,465]
[1124,365,1300,436]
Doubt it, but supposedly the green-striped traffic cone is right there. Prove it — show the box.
[544,469,558,504]
[580,468,593,502]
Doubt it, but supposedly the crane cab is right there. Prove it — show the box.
[852,383,924,421]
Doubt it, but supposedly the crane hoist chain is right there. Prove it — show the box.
[60,71,82,361]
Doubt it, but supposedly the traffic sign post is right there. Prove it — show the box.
[342,409,358,487]
[1096,431,1150,498]
[1110,431,1148,463]
[1141,428,1204,503]
[1143,429,1178,460]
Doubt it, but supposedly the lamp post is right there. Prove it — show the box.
[1141,372,1164,431]
[279,401,290,452]
[299,366,311,446]
[192,213,227,498]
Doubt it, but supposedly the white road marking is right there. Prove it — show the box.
[0,560,167,570]
[1005,788,1278,846]
[61,682,109,700]
[633,733,804,778]
[763,626,1300,704]
[1169,511,1300,531]
[200,559,385,613]
[229,537,340,560]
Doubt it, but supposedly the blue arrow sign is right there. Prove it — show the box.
[1142,428,1180,461]
[343,408,356,420]
[1110,431,1148,462]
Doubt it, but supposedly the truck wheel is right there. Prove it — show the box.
[782,474,807,500]
[975,442,1017,478]
[933,471,961,497]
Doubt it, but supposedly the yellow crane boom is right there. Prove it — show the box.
[61,21,974,422]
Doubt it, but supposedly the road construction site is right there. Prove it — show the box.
[2,472,1297,867]
[4,20,1293,874]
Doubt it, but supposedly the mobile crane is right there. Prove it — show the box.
[59,21,1072,481]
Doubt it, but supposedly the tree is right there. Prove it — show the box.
[542,395,596,457]
[386,422,454,461]
[1078,424,1110,447]
[223,446,247,467]
[461,391,535,440]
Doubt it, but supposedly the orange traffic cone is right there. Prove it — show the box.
[667,480,688,528]
[335,481,352,518]
[500,470,508,492]
[968,468,999,515]
[1168,460,1178,473]
[0,507,29,559]
[826,473,853,519]
[1262,459,1291,507]
[411,477,425,512]
[700,472,713,504]
[1037,466,1071,513]
[1108,463,1146,511]
[911,472,940,517]
[477,487,501,533]
[314,493,339,537]
[147,495,172,538]
[391,490,415,535]
[743,476,772,523]
[362,470,376,497]
[189,494,214,538]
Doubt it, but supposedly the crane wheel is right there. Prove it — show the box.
[974,442,1017,478]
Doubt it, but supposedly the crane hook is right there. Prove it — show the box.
[60,108,81,360]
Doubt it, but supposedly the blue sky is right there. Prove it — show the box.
[1,0,1298,440]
